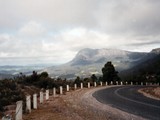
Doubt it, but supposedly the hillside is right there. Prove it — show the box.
[43,48,151,79]
[120,49,160,82]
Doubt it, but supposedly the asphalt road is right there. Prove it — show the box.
[93,86,160,120]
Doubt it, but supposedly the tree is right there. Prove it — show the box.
[102,61,119,84]
[74,76,81,86]
[91,74,98,82]
[31,71,38,82]
[40,72,49,78]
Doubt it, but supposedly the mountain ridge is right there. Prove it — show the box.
[43,48,156,79]
[69,48,148,66]
[1,48,159,80]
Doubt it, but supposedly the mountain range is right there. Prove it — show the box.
[42,48,160,79]
[0,48,160,80]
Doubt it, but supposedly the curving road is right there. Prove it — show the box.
[93,86,160,120]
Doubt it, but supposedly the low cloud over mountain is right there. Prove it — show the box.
[43,48,159,79]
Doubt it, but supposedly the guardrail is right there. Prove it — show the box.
[1,81,159,120]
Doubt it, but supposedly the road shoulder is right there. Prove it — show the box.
[23,86,146,120]
[138,86,160,101]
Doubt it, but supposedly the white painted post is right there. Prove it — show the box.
[15,101,23,120]
[33,94,37,109]
[26,95,31,113]
[141,82,143,86]
[106,82,108,86]
[146,82,148,86]
[46,89,49,100]
[53,87,56,97]
[80,83,83,89]
[40,91,44,104]
[94,82,97,87]
[131,82,133,85]
[121,81,123,85]
[111,81,113,85]
[100,81,103,86]
[88,82,90,88]
[116,81,118,85]
[66,85,69,92]
[60,86,63,95]
[126,82,128,85]
[74,84,77,90]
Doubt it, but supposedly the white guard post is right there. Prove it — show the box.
[60,86,63,95]
[141,82,143,86]
[121,81,123,85]
[126,82,128,85]
[116,81,118,85]
[40,91,44,104]
[88,82,90,88]
[46,89,49,100]
[94,82,97,87]
[53,87,56,97]
[66,85,69,92]
[33,94,37,109]
[100,81,102,86]
[106,82,108,86]
[26,95,31,113]
[111,81,113,85]
[80,83,83,89]
[74,84,77,90]
[15,101,23,120]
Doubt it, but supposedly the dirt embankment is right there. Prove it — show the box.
[23,87,145,120]
[139,87,160,100]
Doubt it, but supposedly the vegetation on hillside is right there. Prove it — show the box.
[121,54,160,83]
[0,70,100,114]
[0,80,25,112]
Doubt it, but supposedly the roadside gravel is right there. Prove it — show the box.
[139,86,160,100]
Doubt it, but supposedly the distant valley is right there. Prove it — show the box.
[0,64,54,79]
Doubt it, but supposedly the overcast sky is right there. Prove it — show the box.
[0,0,160,65]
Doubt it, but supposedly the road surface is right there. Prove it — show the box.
[93,86,160,120]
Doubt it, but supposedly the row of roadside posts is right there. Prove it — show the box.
[2,81,159,120]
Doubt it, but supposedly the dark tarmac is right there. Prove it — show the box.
[93,86,160,120]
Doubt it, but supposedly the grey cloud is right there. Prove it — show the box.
[0,0,97,31]
[93,0,160,36]
[1,0,160,36]
[127,40,160,46]
[0,0,160,65]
